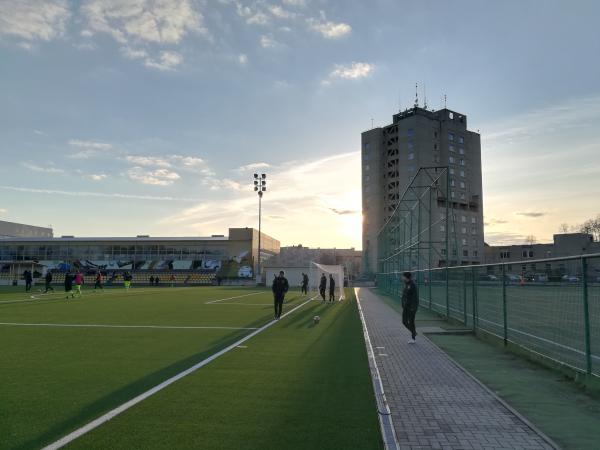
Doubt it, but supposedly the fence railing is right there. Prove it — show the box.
[377,253,600,377]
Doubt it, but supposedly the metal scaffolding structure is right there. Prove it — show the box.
[376,166,459,303]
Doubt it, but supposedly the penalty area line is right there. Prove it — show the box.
[0,322,259,330]
[42,294,318,450]
[204,292,262,304]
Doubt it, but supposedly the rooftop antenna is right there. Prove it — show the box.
[414,83,419,108]
[423,83,428,110]
[371,118,374,129]
[444,94,447,109]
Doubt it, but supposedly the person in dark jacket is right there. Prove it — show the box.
[44,271,54,293]
[64,272,74,299]
[401,271,419,343]
[301,273,309,295]
[328,274,336,303]
[319,273,327,302]
[23,270,33,292]
[271,270,289,320]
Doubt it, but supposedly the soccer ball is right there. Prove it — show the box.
[313,315,320,324]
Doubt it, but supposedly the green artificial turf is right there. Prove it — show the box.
[427,333,600,450]
[0,286,382,450]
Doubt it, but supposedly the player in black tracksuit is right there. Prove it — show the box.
[401,271,419,343]
[319,274,327,302]
[301,273,309,295]
[272,271,289,320]
[328,274,336,302]
[44,272,54,293]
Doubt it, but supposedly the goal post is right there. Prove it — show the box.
[309,262,345,301]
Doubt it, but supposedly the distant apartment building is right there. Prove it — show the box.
[362,106,484,275]
[484,233,600,277]
[0,220,53,238]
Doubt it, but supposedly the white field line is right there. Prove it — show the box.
[204,292,262,304]
[476,316,600,361]
[354,288,400,450]
[0,289,154,305]
[208,302,273,306]
[42,294,318,450]
[0,322,258,330]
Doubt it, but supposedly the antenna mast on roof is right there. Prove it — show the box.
[444,94,447,109]
[423,83,428,109]
[414,83,419,108]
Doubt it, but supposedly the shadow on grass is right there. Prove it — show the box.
[15,312,272,450]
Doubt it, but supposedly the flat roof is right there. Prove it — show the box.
[0,236,229,243]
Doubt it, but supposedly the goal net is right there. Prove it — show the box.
[309,262,345,301]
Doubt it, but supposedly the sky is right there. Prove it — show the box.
[0,0,599,249]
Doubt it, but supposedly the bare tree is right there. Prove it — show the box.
[579,214,600,241]
[524,235,537,245]
[558,223,570,233]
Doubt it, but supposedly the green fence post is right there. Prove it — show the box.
[582,257,592,375]
[502,263,507,346]
[463,268,467,326]
[472,267,477,332]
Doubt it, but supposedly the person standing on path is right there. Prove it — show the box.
[401,271,419,344]
[271,270,289,320]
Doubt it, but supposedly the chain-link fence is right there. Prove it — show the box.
[378,254,600,377]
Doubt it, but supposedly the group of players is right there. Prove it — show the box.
[298,272,336,302]
[36,270,133,298]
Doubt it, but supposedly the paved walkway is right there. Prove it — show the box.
[355,288,555,450]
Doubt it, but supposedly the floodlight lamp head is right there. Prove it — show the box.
[254,187,258,191]
[261,180,266,185]
[254,173,259,179]
[254,180,259,185]
[262,187,266,191]
[261,173,266,179]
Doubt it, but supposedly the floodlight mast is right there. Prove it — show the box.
[253,173,267,284]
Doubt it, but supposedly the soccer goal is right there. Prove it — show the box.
[309,262,345,301]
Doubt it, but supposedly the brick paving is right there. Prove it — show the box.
[355,288,556,450]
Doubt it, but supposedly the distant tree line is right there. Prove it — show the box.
[559,213,600,241]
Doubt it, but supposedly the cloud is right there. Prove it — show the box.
[82,0,206,44]
[307,13,351,39]
[328,62,374,81]
[238,53,248,65]
[82,0,205,69]
[236,162,271,173]
[127,167,181,185]
[161,151,362,248]
[233,3,270,26]
[0,0,70,43]
[68,139,113,158]
[259,34,277,48]
[282,0,306,6]
[0,185,199,201]
[515,211,546,218]
[88,174,107,181]
[269,5,295,19]
[330,208,358,215]
[123,155,172,167]
[22,162,64,174]
[484,231,529,246]
[0,208,7,214]
[144,50,183,70]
